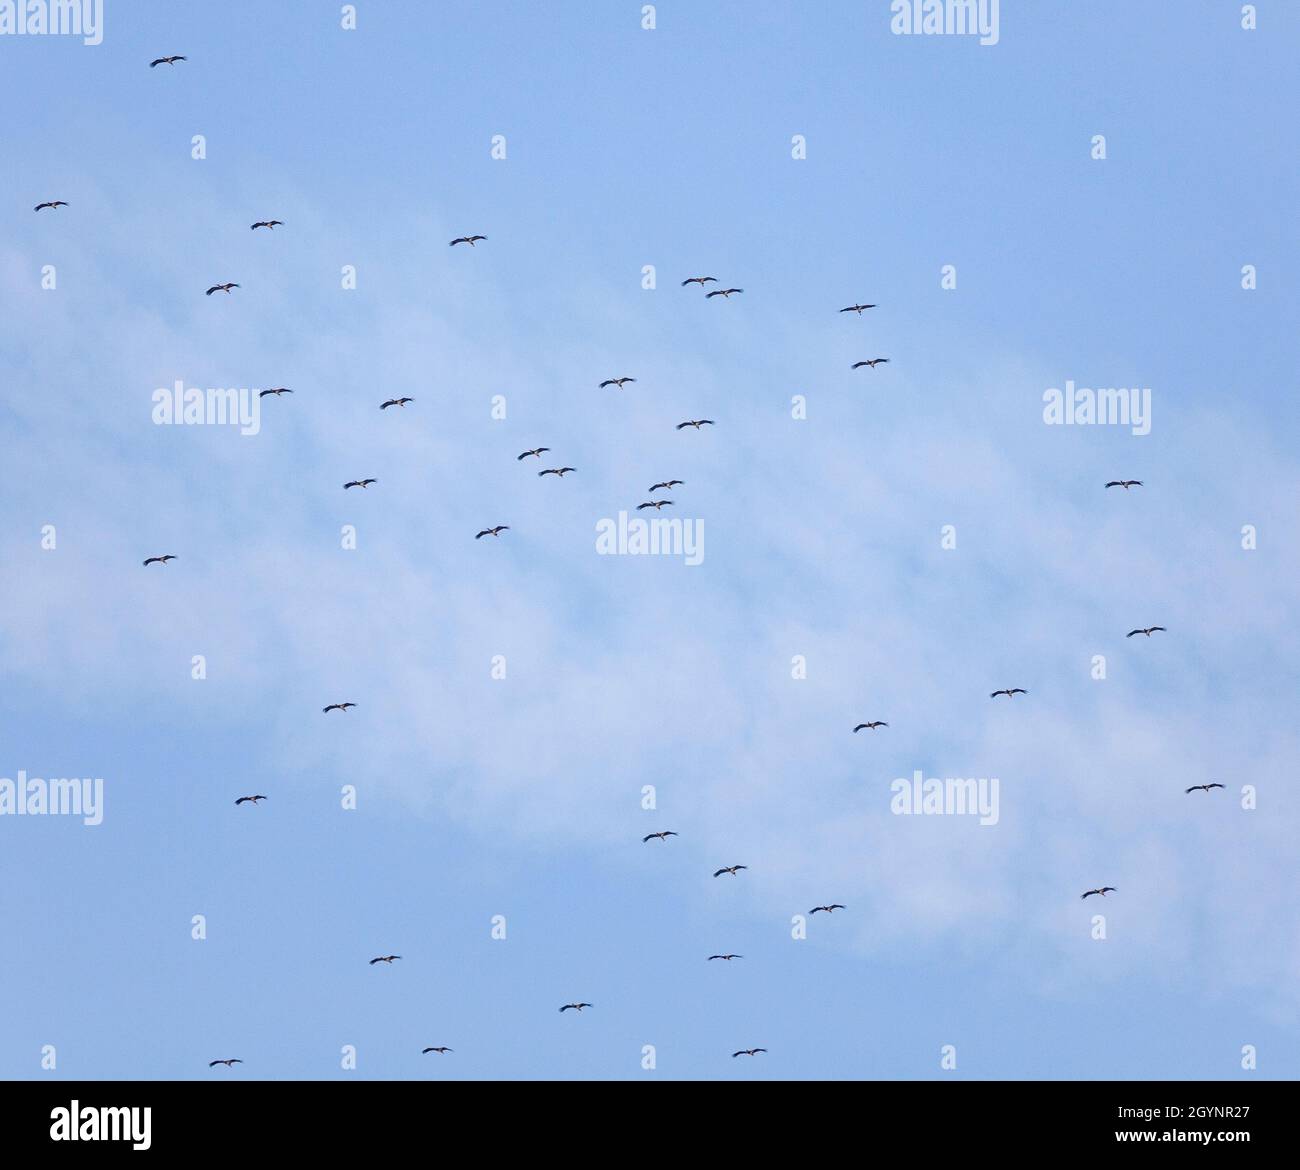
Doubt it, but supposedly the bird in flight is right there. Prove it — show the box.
[322,702,356,714]
[1080,887,1116,900]
[142,554,176,567]
[380,397,414,410]
[1185,783,1225,794]
[421,1046,453,1055]
[539,467,576,478]
[208,1058,242,1068]
[853,721,887,732]
[642,830,679,843]
[677,419,715,430]
[637,500,672,511]
[343,479,377,490]
[250,220,283,231]
[234,795,268,806]
[1126,626,1166,638]
[708,954,742,962]
[713,865,748,878]
[369,955,401,965]
[810,904,846,915]
[852,358,890,369]
[476,526,509,539]
[517,447,550,461]
[1105,480,1143,490]
[990,688,1027,699]
[449,235,487,247]
[840,303,877,314]
[559,1003,592,1013]
[34,200,68,212]
[205,282,239,295]
[150,55,186,67]
[732,1048,767,1058]
[706,287,744,299]
[681,276,718,287]
[649,480,683,493]
[599,377,636,389]
[259,387,292,398]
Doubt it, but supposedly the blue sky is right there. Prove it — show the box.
[1,0,1297,1080]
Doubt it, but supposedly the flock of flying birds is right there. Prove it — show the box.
[28,49,1227,1077]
